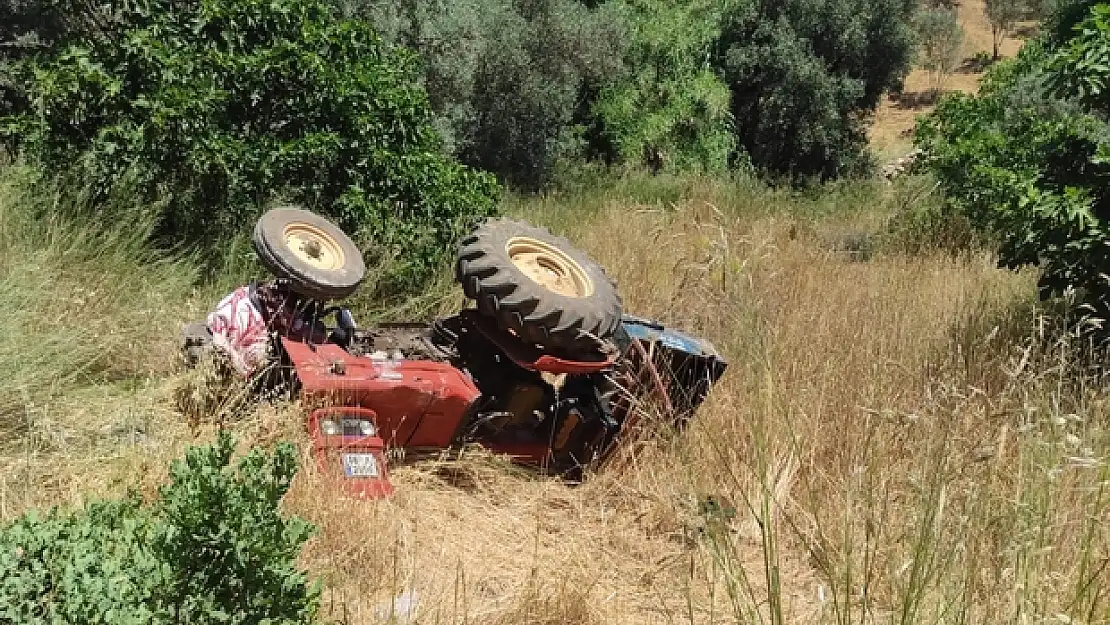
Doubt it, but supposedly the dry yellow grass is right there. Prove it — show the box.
[4,176,1110,624]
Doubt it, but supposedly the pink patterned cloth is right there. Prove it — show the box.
[206,286,271,376]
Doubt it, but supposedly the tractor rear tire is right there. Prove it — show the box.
[456,219,622,353]
[252,207,366,301]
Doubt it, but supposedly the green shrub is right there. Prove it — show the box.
[714,0,917,180]
[591,0,735,174]
[1046,3,1110,113]
[916,6,1110,315]
[1,0,500,292]
[882,174,982,255]
[0,0,109,119]
[0,433,318,624]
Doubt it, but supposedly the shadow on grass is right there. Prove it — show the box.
[889,89,945,109]
[956,52,996,75]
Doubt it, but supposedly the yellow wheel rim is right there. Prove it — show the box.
[506,236,593,298]
[283,223,345,271]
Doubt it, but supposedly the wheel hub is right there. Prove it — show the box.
[505,236,594,298]
[284,223,345,271]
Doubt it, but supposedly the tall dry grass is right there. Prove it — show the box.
[2,172,1108,624]
[278,176,1108,624]
[0,169,206,516]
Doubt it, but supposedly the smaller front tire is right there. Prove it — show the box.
[252,207,366,301]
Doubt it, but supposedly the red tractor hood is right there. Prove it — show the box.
[284,338,482,499]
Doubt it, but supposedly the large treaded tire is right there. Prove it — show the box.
[456,219,623,353]
[252,207,366,301]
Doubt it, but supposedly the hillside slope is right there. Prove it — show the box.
[870,0,1032,159]
[7,171,1109,624]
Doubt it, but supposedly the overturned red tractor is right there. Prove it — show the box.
[184,208,727,497]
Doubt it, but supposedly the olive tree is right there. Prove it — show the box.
[714,0,918,180]
[354,0,625,190]
[986,0,1025,59]
[915,6,965,93]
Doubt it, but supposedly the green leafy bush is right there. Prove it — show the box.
[0,0,123,123]
[1,0,500,291]
[1045,0,1103,44]
[714,0,917,180]
[591,0,735,174]
[916,6,1110,314]
[0,433,319,624]
[1046,3,1110,112]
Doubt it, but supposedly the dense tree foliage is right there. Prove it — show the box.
[917,2,1110,315]
[0,0,499,290]
[352,0,918,184]
[354,0,625,190]
[0,0,925,286]
[1045,0,1102,43]
[591,0,735,175]
[0,0,105,120]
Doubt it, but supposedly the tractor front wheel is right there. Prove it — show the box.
[252,207,366,301]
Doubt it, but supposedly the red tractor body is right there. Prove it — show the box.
[273,310,726,498]
[307,407,394,498]
[287,338,482,497]
[287,339,481,448]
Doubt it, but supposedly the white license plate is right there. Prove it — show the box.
[342,453,380,478]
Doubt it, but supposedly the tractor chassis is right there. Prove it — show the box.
[273,308,727,498]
